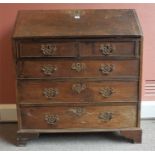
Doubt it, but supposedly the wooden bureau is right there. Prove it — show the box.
[12,9,143,146]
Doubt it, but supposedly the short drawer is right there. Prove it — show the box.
[18,80,138,104]
[18,60,139,78]
[20,105,137,129]
[18,41,77,57]
[79,41,137,57]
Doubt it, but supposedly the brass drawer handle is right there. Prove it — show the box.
[100,44,113,56]
[99,64,114,75]
[44,114,59,125]
[99,87,114,98]
[72,83,86,94]
[43,88,59,99]
[41,65,57,76]
[98,112,113,121]
[71,63,86,72]
[41,44,57,56]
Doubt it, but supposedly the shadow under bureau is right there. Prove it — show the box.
[12,9,143,146]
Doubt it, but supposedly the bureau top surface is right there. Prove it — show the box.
[13,9,142,38]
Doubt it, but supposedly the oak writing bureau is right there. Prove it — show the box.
[12,9,143,146]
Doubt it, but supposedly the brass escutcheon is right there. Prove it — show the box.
[72,83,87,94]
[98,112,113,121]
[68,107,85,117]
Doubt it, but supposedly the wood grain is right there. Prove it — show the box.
[20,105,137,129]
[18,59,139,79]
[19,41,77,57]
[13,9,143,145]
[13,9,142,38]
[18,80,138,104]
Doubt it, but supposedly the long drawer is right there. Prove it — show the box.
[18,40,136,58]
[20,105,137,129]
[18,80,138,104]
[18,60,139,78]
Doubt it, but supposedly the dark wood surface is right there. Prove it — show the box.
[17,59,139,79]
[20,105,137,129]
[79,40,136,57]
[13,9,143,145]
[19,40,77,57]
[17,39,137,58]
[120,129,142,143]
[18,80,138,103]
[13,9,142,38]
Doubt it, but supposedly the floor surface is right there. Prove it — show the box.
[0,120,155,151]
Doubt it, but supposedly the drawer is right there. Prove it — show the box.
[18,80,138,104]
[17,40,138,58]
[79,41,137,57]
[20,105,137,129]
[18,41,77,57]
[18,60,139,78]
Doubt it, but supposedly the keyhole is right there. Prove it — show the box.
[74,15,80,19]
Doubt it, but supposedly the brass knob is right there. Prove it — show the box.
[41,44,57,56]
[43,88,59,99]
[99,87,114,98]
[99,64,114,75]
[44,114,59,125]
[100,44,113,56]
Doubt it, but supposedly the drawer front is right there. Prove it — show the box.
[79,41,136,57]
[18,60,139,78]
[18,81,138,104]
[17,40,137,58]
[19,41,77,57]
[20,105,137,129]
